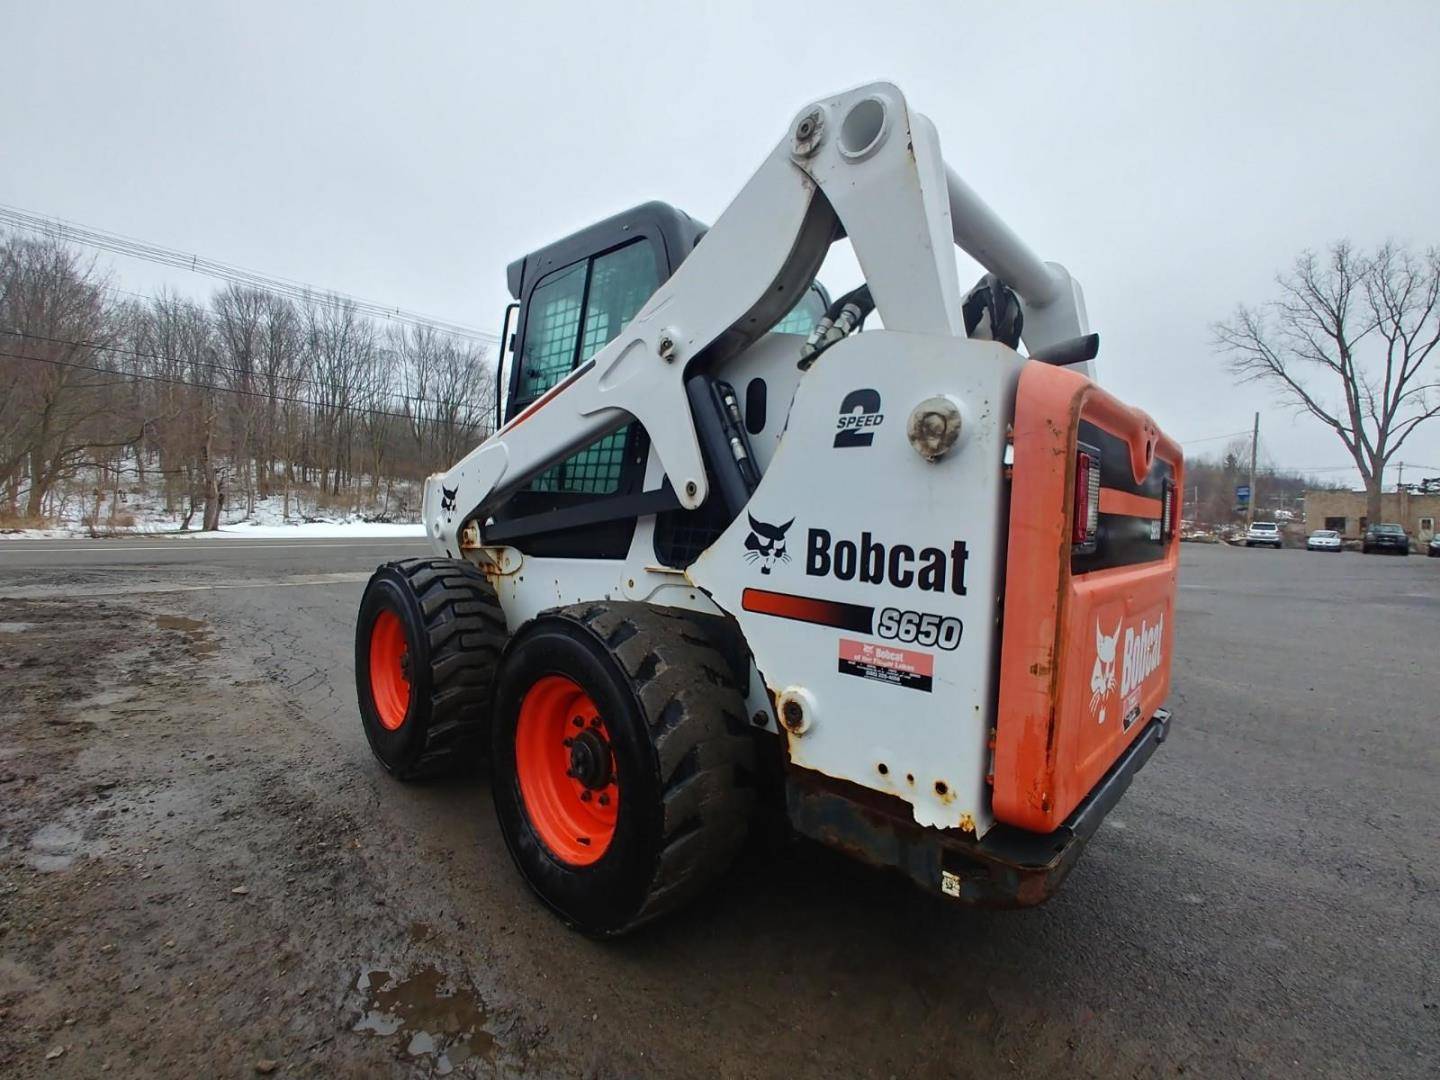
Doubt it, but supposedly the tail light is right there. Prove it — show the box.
[1072,445,1101,553]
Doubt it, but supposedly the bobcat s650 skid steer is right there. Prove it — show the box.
[354,82,1180,936]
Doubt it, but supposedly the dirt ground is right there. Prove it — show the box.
[0,598,561,1077]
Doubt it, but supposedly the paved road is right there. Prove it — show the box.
[0,534,426,577]
[2,537,1436,1077]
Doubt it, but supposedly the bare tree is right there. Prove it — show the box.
[1215,241,1440,524]
[0,235,134,520]
[359,344,399,510]
[212,285,268,513]
[431,337,494,468]
[257,293,303,502]
[305,296,373,496]
[137,293,224,529]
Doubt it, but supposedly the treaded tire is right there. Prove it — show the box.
[355,557,506,780]
[491,602,756,936]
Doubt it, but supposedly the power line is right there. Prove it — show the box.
[9,322,316,392]
[0,202,499,345]
[2,328,495,417]
[0,347,493,429]
[1180,429,1251,445]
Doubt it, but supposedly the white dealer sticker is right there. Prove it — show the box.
[838,638,934,693]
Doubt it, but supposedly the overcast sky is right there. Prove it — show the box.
[4,1,1439,488]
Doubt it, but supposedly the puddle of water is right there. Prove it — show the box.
[0,621,36,634]
[28,818,110,872]
[153,614,217,657]
[154,615,206,632]
[353,965,496,1070]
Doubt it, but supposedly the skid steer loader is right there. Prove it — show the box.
[354,82,1180,936]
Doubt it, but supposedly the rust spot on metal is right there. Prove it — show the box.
[780,699,806,735]
[933,780,953,803]
[786,768,1086,909]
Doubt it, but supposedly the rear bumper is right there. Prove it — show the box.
[786,708,1171,907]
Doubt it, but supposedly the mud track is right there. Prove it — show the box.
[0,599,549,1076]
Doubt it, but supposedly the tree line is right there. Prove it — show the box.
[0,233,496,529]
[1182,439,1343,528]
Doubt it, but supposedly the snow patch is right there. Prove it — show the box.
[4,458,428,539]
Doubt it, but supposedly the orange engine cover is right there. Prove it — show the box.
[992,362,1182,833]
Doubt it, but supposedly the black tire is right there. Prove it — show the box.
[491,602,756,936]
[355,558,506,780]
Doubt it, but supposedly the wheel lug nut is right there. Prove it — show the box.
[598,794,610,806]
[572,717,584,728]
[562,738,573,748]
[580,790,592,802]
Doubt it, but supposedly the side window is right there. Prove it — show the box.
[520,240,660,496]
[517,262,585,400]
[582,241,660,356]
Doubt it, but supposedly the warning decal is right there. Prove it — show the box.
[838,638,934,693]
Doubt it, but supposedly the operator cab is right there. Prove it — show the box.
[490,201,828,560]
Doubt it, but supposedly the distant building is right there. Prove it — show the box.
[1303,489,1440,542]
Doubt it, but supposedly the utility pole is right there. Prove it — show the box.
[1246,411,1259,526]
[1397,462,1408,531]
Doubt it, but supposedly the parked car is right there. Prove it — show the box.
[1429,535,1440,558]
[1245,521,1283,548]
[1306,529,1342,552]
[1362,523,1410,555]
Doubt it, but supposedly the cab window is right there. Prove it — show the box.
[515,240,660,495]
[773,286,827,335]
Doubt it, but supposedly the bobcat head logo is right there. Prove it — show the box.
[440,485,457,513]
[1090,616,1122,720]
[743,513,794,574]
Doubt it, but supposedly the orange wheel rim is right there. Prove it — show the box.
[515,675,619,866]
[369,608,411,731]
